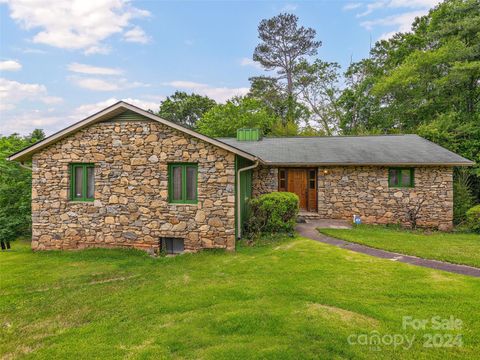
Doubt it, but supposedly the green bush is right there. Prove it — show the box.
[466,205,480,233]
[453,169,474,224]
[246,192,299,236]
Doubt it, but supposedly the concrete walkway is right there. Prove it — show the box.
[296,220,480,278]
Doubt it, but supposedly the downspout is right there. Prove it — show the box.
[236,160,259,239]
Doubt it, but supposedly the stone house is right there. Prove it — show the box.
[8,101,473,253]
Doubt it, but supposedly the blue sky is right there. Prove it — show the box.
[0,0,439,135]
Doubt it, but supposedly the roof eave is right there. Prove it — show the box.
[262,161,475,167]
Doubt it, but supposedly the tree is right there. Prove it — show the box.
[196,97,278,137]
[338,0,480,201]
[295,59,342,135]
[252,13,321,127]
[158,91,216,129]
[0,130,45,248]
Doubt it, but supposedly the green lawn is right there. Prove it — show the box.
[319,225,480,268]
[1,238,479,359]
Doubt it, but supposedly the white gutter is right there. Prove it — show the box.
[19,162,32,171]
[236,160,259,239]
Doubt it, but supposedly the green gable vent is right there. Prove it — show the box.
[236,128,262,141]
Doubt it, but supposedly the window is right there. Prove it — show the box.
[309,169,316,189]
[168,163,198,203]
[279,169,287,191]
[388,168,414,188]
[70,163,95,201]
[160,237,184,254]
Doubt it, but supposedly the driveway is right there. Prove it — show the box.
[297,220,480,278]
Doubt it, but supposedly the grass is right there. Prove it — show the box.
[1,237,479,359]
[319,225,480,268]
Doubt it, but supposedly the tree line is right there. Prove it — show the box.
[1,0,478,244]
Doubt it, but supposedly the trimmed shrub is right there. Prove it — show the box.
[246,192,299,236]
[466,205,480,233]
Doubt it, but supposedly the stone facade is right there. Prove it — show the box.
[252,166,278,197]
[317,166,453,230]
[252,166,453,230]
[31,117,236,252]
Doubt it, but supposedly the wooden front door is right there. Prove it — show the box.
[279,168,317,211]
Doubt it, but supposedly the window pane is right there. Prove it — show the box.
[172,167,183,200]
[389,169,399,186]
[402,169,412,186]
[74,166,83,198]
[279,169,285,180]
[309,170,316,181]
[186,166,197,200]
[87,166,95,199]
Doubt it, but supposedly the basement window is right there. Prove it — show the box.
[388,168,414,188]
[160,237,184,254]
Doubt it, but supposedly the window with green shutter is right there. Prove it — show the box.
[168,163,198,203]
[388,168,414,188]
[70,163,95,201]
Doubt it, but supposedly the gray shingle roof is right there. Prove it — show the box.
[217,134,473,166]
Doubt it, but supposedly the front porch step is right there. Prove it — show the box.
[297,211,321,222]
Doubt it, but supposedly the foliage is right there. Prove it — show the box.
[158,91,216,129]
[246,192,299,236]
[295,59,342,135]
[453,168,475,224]
[338,0,480,200]
[0,130,45,244]
[196,97,278,137]
[466,205,480,233]
[320,224,480,267]
[251,13,321,128]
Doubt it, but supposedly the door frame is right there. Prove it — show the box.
[278,167,317,212]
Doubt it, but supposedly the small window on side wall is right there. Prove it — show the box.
[278,169,287,191]
[168,163,198,203]
[70,163,95,201]
[388,168,414,188]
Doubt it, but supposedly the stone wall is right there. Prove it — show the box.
[31,117,236,252]
[252,166,278,196]
[251,166,453,230]
[317,166,453,230]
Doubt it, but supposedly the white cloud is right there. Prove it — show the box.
[0,60,22,71]
[281,3,298,12]
[163,80,249,103]
[70,76,148,91]
[68,62,123,75]
[0,78,62,110]
[0,109,64,135]
[353,0,441,40]
[240,57,263,70]
[343,3,362,11]
[361,10,427,32]
[2,0,151,54]
[72,97,160,119]
[124,26,150,44]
